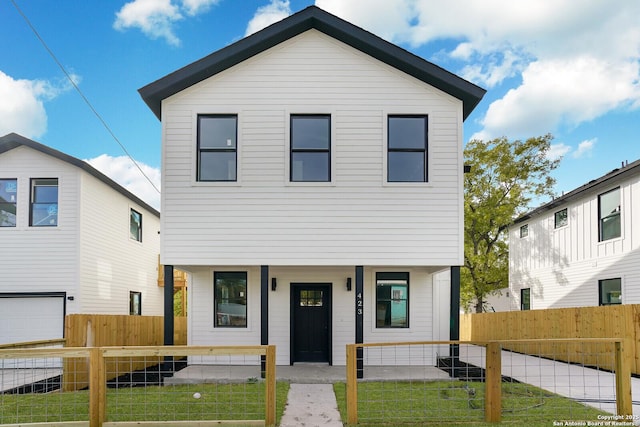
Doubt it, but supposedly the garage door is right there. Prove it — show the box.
[0,294,65,345]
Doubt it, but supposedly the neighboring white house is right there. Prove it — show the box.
[139,6,485,367]
[0,133,164,345]
[509,159,640,310]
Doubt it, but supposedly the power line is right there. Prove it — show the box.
[10,0,161,195]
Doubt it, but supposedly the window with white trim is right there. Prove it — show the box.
[376,272,409,328]
[197,115,237,181]
[0,178,17,227]
[30,178,58,227]
[290,115,330,182]
[387,116,428,182]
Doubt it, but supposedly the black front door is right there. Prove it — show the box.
[291,284,331,364]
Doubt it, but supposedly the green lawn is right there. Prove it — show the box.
[334,380,610,426]
[0,382,290,425]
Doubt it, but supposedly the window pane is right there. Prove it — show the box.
[291,116,330,149]
[521,288,530,310]
[199,152,237,181]
[554,209,568,228]
[376,273,409,328]
[291,152,329,182]
[388,151,425,182]
[599,278,621,305]
[130,209,142,242]
[0,179,17,227]
[520,224,529,238]
[388,117,427,149]
[215,272,247,327]
[31,179,58,227]
[130,292,142,315]
[199,116,237,148]
[601,215,621,241]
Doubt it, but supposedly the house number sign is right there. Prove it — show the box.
[356,292,363,316]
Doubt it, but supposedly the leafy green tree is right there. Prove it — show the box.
[462,135,560,312]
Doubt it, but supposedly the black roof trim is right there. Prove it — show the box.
[0,133,159,218]
[514,158,640,224]
[139,5,485,120]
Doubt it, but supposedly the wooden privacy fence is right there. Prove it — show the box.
[460,304,640,374]
[63,315,187,391]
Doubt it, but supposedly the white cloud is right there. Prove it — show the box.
[546,143,571,161]
[245,0,291,37]
[114,0,184,46]
[572,138,596,159]
[316,0,640,139]
[86,154,161,210]
[181,0,219,16]
[0,71,78,139]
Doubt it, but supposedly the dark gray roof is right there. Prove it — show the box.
[0,133,160,218]
[514,158,640,224]
[139,5,485,120]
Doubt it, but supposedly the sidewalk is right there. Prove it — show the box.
[279,383,343,427]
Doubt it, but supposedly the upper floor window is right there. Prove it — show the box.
[554,208,568,228]
[290,115,330,182]
[130,209,142,242]
[197,115,237,181]
[598,188,620,241]
[30,178,58,227]
[387,116,428,182]
[519,224,529,238]
[376,272,409,328]
[599,278,621,305]
[520,288,531,310]
[0,178,17,227]
[214,271,247,327]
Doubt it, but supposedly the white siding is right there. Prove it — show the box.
[77,172,163,315]
[186,265,439,366]
[509,172,640,309]
[161,29,463,267]
[0,147,80,303]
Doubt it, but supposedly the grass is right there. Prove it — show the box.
[334,380,610,426]
[0,382,290,425]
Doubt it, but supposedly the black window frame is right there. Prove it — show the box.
[599,278,622,306]
[129,291,142,315]
[30,178,58,227]
[0,178,17,227]
[520,288,531,310]
[375,272,409,328]
[387,115,428,183]
[290,114,331,182]
[197,114,238,182]
[554,208,568,229]
[130,208,142,242]
[598,187,621,242]
[214,271,248,328]
[519,224,529,238]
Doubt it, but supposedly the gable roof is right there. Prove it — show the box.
[513,158,640,225]
[139,5,485,120]
[0,133,160,217]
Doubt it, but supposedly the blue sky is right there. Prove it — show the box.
[1,0,639,210]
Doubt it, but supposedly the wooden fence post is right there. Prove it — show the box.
[485,341,502,423]
[89,347,105,427]
[265,345,276,427]
[346,344,358,425]
[615,340,632,416]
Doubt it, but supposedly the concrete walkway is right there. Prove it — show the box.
[279,384,343,427]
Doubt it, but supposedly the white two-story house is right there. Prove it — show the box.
[139,6,485,367]
[509,159,640,310]
[0,133,164,345]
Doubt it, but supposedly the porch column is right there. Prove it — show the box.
[261,265,269,378]
[450,266,460,359]
[355,266,364,379]
[163,265,174,346]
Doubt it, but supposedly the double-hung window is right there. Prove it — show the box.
[290,115,330,182]
[30,178,58,227]
[519,224,529,238]
[387,115,428,182]
[0,179,17,227]
[376,272,409,328]
[554,208,568,228]
[214,272,247,327]
[130,209,142,242]
[598,188,620,241]
[197,115,238,181]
